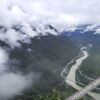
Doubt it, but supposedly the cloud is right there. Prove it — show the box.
[0,47,8,64]
[0,73,32,100]
[0,48,9,73]
[0,0,100,29]
[0,47,37,100]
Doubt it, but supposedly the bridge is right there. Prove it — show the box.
[66,77,100,100]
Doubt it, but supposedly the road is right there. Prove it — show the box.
[66,77,100,100]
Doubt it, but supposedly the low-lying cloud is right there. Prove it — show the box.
[0,47,37,100]
[0,73,32,100]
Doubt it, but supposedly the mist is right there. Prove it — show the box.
[0,47,38,100]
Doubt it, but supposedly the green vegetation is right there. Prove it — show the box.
[9,34,79,100]
[76,48,100,92]
[13,88,84,100]
[10,35,79,96]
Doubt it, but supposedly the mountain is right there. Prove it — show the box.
[62,25,100,92]
[1,23,100,99]
[0,24,80,100]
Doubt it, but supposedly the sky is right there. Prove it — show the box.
[0,0,100,28]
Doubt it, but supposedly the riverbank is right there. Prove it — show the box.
[63,49,100,100]
[61,50,83,79]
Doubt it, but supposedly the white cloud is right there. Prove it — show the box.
[0,48,36,99]
[0,0,100,28]
[0,29,21,47]
[94,28,100,34]
[0,48,8,72]
[0,73,32,99]
[0,48,8,64]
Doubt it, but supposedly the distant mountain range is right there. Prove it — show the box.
[0,23,100,99]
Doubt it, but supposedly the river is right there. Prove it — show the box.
[62,49,100,100]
